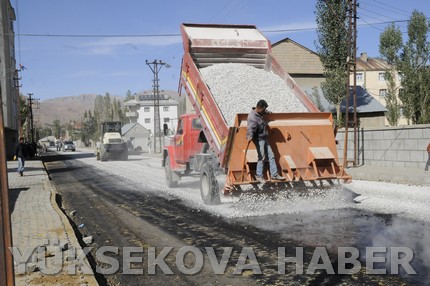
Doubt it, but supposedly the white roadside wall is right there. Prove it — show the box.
[336,124,430,169]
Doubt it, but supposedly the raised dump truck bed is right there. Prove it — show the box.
[163,23,350,204]
[180,23,319,165]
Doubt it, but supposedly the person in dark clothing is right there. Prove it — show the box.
[15,137,27,176]
[246,100,285,183]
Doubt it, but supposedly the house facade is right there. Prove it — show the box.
[0,0,19,158]
[352,52,407,125]
[271,38,325,94]
[124,90,179,135]
[121,122,150,153]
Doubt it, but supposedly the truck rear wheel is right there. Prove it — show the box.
[165,155,178,188]
[200,163,221,205]
[122,150,128,161]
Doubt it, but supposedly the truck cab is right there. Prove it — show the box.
[163,114,204,186]
[172,114,203,163]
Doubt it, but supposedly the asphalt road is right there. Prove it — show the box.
[42,150,427,286]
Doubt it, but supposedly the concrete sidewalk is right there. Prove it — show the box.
[7,159,99,286]
[346,164,430,186]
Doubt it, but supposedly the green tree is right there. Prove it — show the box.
[17,94,29,139]
[379,23,403,126]
[38,127,52,138]
[53,119,61,139]
[105,92,113,121]
[315,0,349,125]
[308,86,325,111]
[125,90,134,101]
[398,10,430,124]
[81,109,98,145]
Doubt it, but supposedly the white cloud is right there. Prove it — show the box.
[66,69,135,78]
[80,36,182,55]
[260,21,317,34]
[68,70,100,78]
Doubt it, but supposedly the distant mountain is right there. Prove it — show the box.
[38,94,124,126]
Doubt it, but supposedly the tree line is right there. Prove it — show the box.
[80,92,127,146]
[27,92,127,145]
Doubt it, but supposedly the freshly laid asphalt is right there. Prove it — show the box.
[5,153,429,285]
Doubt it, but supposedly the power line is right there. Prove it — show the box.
[359,0,411,18]
[10,17,429,39]
[359,6,399,22]
[371,0,413,15]
[207,2,235,22]
[359,17,385,32]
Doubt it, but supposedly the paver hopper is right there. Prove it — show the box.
[223,113,351,193]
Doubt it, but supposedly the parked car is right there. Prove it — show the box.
[62,141,76,152]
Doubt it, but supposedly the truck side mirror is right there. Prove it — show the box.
[163,123,168,136]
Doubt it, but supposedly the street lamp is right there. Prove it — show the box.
[145,60,170,153]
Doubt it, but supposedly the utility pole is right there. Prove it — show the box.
[146,60,170,153]
[27,93,34,143]
[27,93,39,144]
[342,0,358,169]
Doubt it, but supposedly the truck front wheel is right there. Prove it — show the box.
[200,163,221,205]
[100,145,108,162]
[121,150,128,161]
[165,155,178,188]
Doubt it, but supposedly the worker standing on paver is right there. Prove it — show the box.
[246,99,286,183]
[425,142,430,172]
[14,137,27,176]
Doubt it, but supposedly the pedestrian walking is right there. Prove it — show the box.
[425,142,430,172]
[14,137,27,176]
[246,99,285,183]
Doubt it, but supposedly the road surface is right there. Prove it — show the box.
[42,149,430,285]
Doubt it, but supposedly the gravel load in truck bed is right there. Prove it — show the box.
[200,63,308,126]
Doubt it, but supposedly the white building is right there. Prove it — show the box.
[124,90,179,135]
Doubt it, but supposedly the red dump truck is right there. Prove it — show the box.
[162,23,350,205]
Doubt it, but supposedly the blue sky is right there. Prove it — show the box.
[12,0,430,100]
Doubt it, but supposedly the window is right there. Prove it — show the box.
[378,72,385,81]
[144,118,151,123]
[163,106,169,112]
[379,89,387,97]
[144,107,150,112]
[356,73,363,82]
[192,118,202,129]
[177,120,183,135]
[164,118,170,123]
[398,72,403,81]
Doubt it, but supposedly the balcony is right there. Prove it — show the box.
[126,112,138,117]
